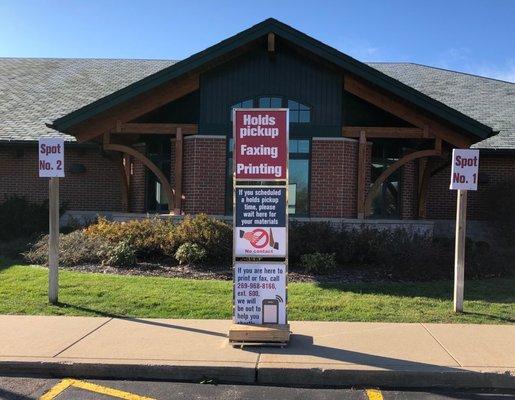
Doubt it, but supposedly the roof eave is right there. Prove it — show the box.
[51,18,493,141]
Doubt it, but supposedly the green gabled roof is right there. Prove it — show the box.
[50,18,492,140]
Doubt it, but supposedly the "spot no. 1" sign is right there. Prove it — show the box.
[449,149,479,191]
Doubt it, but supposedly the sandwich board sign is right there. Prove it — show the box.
[38,137,65,305]
[450,148,479,313]
[233,109,288,180]
[234,186,287,257]
[230,108,290,343]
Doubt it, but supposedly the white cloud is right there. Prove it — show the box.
[435,48,515,83]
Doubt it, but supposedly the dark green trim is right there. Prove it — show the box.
[51,18,492,140]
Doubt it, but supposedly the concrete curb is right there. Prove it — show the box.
[0,361,256,384]
[257,366,515,389]
[1,360,513,389]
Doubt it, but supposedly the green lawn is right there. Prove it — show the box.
[0,263,513,324]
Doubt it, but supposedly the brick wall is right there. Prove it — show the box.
[0,144,123,211]
[400,160,417,219]
[182,135,226,214]
[310,138,371,218]
[427,154,515,220]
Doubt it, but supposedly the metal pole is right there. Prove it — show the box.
[49,177,59,304]
[453,189,467,312]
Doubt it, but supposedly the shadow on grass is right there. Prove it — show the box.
[314,278,515,304]
[57,302,227,338]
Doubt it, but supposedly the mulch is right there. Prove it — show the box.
[66,261,387,283]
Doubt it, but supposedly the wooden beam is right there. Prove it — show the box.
[103,137,175,213]
[344,75,473,148]
[364,140,443,216]
[116,123,198,135]
[73,74,199,142]
[343,126,428,139]
[453,189,467,312]
[174,127,183,214]
[268,32,275,53]
[357,131,367,218]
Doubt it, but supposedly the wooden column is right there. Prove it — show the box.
[357,131,367,218]
[174,127,183,214]
[48,177,59,304]
[453,189,467,312]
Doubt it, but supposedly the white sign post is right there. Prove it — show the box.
[449,149,479,312]
[39,138,64,305]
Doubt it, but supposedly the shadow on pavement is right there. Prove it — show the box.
[246,334,467,373]
[58,302,227,338]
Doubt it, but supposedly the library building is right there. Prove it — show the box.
[1,18,513,236]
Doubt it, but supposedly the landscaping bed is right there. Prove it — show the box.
[15,213,511,282]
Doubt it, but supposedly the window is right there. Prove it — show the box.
[229,97,311,123]
[258,96,282,108]
[225,139,310,216]
[287,100,310,123]
[230,99,253,120]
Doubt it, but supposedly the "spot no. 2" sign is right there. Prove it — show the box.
[39,138,65,178]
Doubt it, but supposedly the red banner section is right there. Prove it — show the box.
[233,109,288,180]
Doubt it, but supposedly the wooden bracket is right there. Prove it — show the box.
[103,141,175,213]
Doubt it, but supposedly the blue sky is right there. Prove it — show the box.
[1,0,514,82]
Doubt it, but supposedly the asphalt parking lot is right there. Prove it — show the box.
[0,376,514,400]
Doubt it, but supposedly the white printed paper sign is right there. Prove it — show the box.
[234,187,287,257]
[39,138,65,177]
[450,149,479,191]
[234,262,286,324]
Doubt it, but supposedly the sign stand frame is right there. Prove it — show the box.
[48,177,60,304]
[228,108,291,346]
[453,189,467,312]
[449,148,479,313]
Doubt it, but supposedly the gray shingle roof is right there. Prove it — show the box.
[368,63,515,150]
[0,57,513,149]
[0,58,175,142]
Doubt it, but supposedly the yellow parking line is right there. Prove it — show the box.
[365,388,384,400]
[39,379,74,400]
[39,378,155,400]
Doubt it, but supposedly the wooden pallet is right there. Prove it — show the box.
[228,323,290,346]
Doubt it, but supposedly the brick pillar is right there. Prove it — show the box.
[129,143,146,213]
[400,160,417,219]
[310,138,359,218]
[182,135,226,215]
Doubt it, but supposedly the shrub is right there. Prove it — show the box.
[289,221,338,264]
[300,252,337,274]
[175,242,207,265]
[484,179,515,247]
[23,230,105,268]
[174,214,232,263]
[0,196,60,241]
[85,217,176,258]
[103,239,136,268]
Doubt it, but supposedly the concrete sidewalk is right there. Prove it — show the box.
[0,316,513,389]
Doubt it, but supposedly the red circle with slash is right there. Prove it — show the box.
[249,228,269,248]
